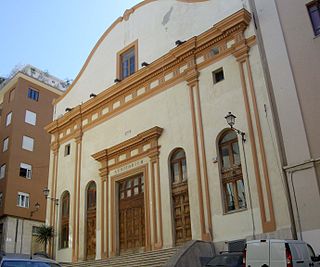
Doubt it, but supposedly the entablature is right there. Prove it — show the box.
[46,9,254,146]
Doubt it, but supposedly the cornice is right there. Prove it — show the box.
[47,9,253,139]
[0,72,63,101]
[53,0,219,105]
[92,126,163,163]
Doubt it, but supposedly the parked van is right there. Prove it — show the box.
[244,239,320,267]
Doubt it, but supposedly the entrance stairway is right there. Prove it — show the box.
[61,247,180,267]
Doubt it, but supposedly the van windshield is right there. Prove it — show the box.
[206,254,243,266]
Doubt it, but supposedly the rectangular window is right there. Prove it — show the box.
[0,193,3,207]
[307,1,320,36]
[3,138,9,152]
[17,192,30,208]
[25,110,37,125]
[9,88,15,102]
[22,136,34,151]
[118,41,137,80]
[20,163,32,179]
[5,112,12,126]
[213,68,224,84]
[0,164,6,179]
[64,144,71,156]
[28,88,39,101]
[121,47,135,79]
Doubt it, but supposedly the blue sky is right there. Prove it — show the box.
[0,0,141,81]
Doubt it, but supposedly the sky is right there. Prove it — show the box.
[0,0,142,81]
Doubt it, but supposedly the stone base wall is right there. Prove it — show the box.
[0,216,44,254]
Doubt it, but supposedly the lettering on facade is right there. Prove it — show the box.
[110,159,146,176]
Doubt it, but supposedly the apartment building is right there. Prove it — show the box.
[0,65,64,254]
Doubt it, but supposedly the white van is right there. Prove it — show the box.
[244,239,320,267]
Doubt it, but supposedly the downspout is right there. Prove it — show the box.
[14,218,19,253]
[246,0,297,239]
[20,219,24,253]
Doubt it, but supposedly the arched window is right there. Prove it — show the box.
[60,191,70,249]
[170,148,191,244]
[86,182,96,259]
[170,149,187,184]
[87,182,96,211]
[219,130,246,212]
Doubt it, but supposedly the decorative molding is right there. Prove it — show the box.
[50,141,60,155]
[93,126,163,256]
[92,126,163,168]
[46,9,253,144]
[116,40,138,80]
[192,75,213,239]
[233,46,276,233]
[187,81,207,239]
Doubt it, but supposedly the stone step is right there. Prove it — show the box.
[71,256,172,267]
[75,258,168,267]
[61,247,180,267]
[62,252,176,266]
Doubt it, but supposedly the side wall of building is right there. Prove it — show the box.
[0,216,44,254]
[250,0,320,253]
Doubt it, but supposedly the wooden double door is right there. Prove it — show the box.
[119,174,145,252]
[86,182,96,259]
[170,149,192,245]
[172,181,191,245]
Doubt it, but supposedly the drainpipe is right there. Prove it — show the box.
[20,219,24,253]
[14,218,19,253]
[246,0,297,239]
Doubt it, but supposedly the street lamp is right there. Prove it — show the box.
[225,112,246,142]
[30,202,40,217]
[224,111,255,238]
[43,187,59,205]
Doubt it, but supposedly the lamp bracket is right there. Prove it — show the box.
[231,126,246,142]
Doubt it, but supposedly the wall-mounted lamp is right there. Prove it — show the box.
[90,93,97,98]
[114,78,121,83]
[43,187,59,206]
[175,40,186,46]
[225,112,256,238]
[30,202,40,217]
[225,112,246,142]
[141,62,149,67]
[65,107,73,112]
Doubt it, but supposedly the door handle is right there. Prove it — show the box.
[297,261,305,263]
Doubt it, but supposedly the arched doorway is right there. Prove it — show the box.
[86,181,96,259]
[60,191,70,249]
[170,148,191,245]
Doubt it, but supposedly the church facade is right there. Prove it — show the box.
[45,1,294,262]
